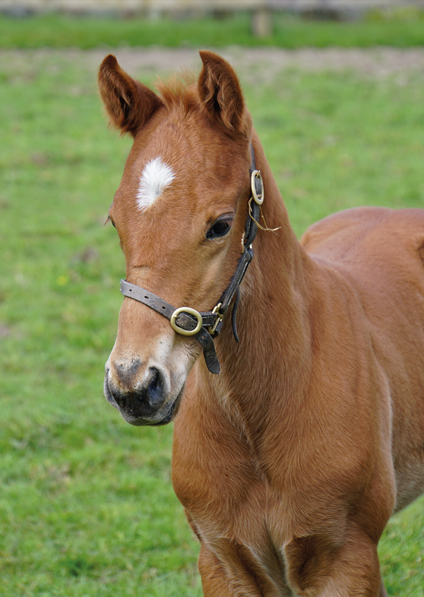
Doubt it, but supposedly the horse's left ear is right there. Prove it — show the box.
[198,51,250,138]
[98,54,164,137]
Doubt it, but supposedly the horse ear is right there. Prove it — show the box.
[98,54,164,137]
[198,51,249,137]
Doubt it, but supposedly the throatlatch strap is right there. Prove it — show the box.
[218,246,254,315]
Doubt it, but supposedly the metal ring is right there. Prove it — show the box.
[170,307,203,336]
[208,303,223,335]
[251,170,264,205]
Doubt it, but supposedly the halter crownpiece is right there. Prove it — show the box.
[120,144,263,374]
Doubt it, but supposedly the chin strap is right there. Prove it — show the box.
[120,143,264,375]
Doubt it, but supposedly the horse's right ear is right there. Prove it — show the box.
[198,51,250,138]
[98,55,164,137]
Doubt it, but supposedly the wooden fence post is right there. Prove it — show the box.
[252,7,272,37]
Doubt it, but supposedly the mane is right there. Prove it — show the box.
[155,71,201,116]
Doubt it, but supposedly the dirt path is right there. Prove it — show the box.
[98,47,424,81]
[2,47,424,83]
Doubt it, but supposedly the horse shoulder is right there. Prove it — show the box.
[172,378,264,528]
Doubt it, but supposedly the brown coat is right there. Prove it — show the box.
[99,51,424,596]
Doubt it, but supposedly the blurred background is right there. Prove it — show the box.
[0,2,423,596]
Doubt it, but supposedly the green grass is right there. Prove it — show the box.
[0,51,424,595]
[1,12,424,49]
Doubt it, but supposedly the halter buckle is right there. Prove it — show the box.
[251,170,264,205]
[209,303,224,335]
[170,307,203,336]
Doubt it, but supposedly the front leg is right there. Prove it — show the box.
[284,525,384,597]
[199,542,293,597]
[199,544,246,597]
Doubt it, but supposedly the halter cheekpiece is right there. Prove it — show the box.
[120,144,263,375]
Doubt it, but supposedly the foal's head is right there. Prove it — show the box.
[99,51,253,426]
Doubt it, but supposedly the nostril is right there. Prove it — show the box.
[104,373,125,410]
[147,367,165,408]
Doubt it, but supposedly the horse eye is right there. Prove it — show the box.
[105,214,116,228]
[206,217,233,240]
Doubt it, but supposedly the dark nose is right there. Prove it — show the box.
[106,363,167,414]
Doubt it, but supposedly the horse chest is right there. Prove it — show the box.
[175,458,299,596]
[173,412,299,594]
[173,393,323,545]
[173,430,263,533]
[173,407,269,528]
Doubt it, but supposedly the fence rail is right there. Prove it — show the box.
[1,0,424,16]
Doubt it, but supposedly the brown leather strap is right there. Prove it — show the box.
[120,281,219,330]
[120,280,221,374]
[217,246,254,316]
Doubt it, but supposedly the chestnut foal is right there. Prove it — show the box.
[99,51,424,596]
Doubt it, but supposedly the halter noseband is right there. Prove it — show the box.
[120,144,263,375]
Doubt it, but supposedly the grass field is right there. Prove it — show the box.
[1,11,424,49]
[0,45,424,596]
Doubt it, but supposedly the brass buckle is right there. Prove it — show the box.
[209,303,223,335]
[251,170,264,205]
[170,307,203,336]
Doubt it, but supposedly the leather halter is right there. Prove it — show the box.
[120,144,263,375]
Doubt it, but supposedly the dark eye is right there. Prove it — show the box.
[105,214,116,228]
[206,216,233,240]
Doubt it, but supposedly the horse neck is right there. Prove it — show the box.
[194,133,313,437]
